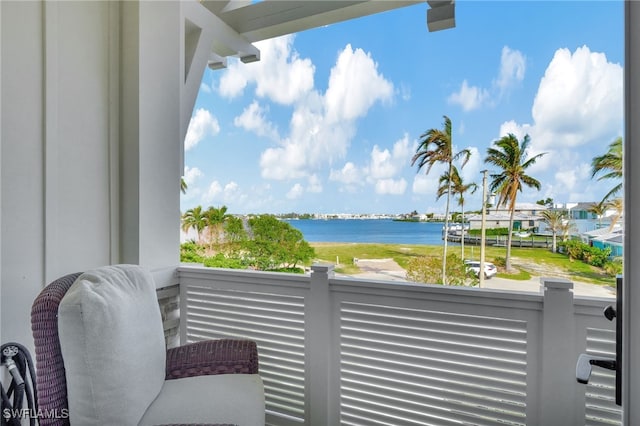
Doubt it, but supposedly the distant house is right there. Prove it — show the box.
[467,203,547,231]
[564,202,599,220]
[556,201,620,232]
[581,225,624,258]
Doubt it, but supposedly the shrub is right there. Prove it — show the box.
[244,215,315,270]
[582,246,611,267]
[558,239,613,268]
[603,258,623,277]
[468,228,510,237]
[180,242,204,263]
[406,253,468,286]
[203,253,248,269]
[493,256,506,268]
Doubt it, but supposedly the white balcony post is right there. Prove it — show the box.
[539,277,576,425]
[306,264,334,425]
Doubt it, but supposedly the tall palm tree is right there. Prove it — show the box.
[437,166,478,260]
[485,134,546,272]
[540,209,566,253]
[591,136,622,203]
[412,115,471,284]
[181,206,206,243]
[204,205,230,249]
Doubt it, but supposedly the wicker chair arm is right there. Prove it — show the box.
[165,339,258,380]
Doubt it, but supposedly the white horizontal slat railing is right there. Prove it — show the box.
[177,264,619,426]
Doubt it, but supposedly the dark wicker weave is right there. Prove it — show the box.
[31,272,82,426]
[166,340,258,379]
[30,272,259,426]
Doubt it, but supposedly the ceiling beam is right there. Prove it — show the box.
[426,0,455,32]
[189,1,260,59]
[206,0,426,43]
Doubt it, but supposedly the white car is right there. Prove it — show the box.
[464,260,498,279]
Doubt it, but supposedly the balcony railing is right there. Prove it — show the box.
[176,264,620,426]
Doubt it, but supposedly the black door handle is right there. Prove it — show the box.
[576,353,616,384]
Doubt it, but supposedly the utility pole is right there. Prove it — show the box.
[479,170,488,288]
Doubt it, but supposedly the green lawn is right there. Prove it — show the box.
[310,242,616,286]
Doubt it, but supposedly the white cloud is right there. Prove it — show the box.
[531,45,623,149]
[185,108,220,151]
[399,83,412,101]
[369,146,396,180]
[183,166,203,186]
[412,174,434,195]
[234,101,280,141]
[449,46,525,111]
[260,143,308,180]
[495,45,623,204]
[219,181,249,209]
[325,44,394,122]
[448,80,490,111]
[259,43,394,180]
[498,120,533,141]
[330,162,362,185]
[202,180,222,204]
[495,46,526,92]
[375,178,407,195]
[219,35,315,105]
[307,175,323,193]
[218,68,248,99]
[286,183,304,200]
[369,134,414,181]
[199,82,212,94]
[457,146,483,185]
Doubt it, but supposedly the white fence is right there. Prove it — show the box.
[177,265,620,426]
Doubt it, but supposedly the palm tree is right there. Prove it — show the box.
[204,205,230,249]
[605,197,623,231]
[437,166,478,260]
[559,219,577,242]
[587,201,607,229]
[181,206,206,243]
[180,177,188,194]
[485,134,546,272]
[412,115,471,284]
[540,209,566,253]
[591,136,622,203]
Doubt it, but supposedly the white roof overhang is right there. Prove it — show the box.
[198,0,455,64]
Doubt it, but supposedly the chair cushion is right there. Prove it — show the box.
[58,265,166,425]
[138,374,265,426]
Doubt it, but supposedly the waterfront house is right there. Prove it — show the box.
[466,202,547,232]
[2,1,640,424]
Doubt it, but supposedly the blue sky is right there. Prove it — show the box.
[181,1,624,215]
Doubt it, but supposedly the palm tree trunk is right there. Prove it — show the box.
[442,163,453,284]
[460,203,465,260]
[506,206,515,272]
[552,232,557,253]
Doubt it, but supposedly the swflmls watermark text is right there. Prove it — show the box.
[2,408,69,420]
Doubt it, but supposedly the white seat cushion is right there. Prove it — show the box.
[58,265,166,425]
[139,374,265,426]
